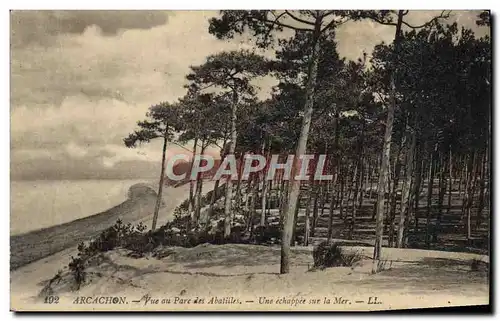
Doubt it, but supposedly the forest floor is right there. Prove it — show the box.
[10,179,490,312]
[11,242,489,311]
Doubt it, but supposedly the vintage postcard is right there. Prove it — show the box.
[10,10,491,312]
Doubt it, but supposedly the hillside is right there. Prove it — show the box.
[10,180,216,270]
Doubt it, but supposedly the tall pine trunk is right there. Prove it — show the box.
[352,159,365,240]
[347,163,358,223]
[388,157,402,247]
[260,146,270,226]
[327,164,339,241]
[224,90,238,238]
[304,178,315,246]
[206,157,225,221]
[339,168,345,220]
[207,137,228,221]
[291,190,301,247]
[152,128,169,231]
[206,179,220,224]
[388,130,404,248]
[465,152,477,240]
[249,173,259,237]
[311,182,321,238]
[373,10,404,273]
[435,151,448,243]
[327,112,340,241]
[281,18,321,274]
[188,136,199,217]
[366,159,371,200]
[260,179,268,226]
[397,128,416,248]
[193,141,207,225]
[234,156,245,219]
[425,149,435,248]
[446,148,453,215]
[413,145,424,236]
[476,146,488,229]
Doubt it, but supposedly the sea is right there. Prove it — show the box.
[10,179,152,236]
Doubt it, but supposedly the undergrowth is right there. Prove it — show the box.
[64,201,279,290]
[312,241,363,270]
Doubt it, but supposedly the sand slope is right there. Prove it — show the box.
[10,181,215,270]
[11,243,489,311]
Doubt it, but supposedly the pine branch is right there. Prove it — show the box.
[261,11,314,32]
[284,10,317,27]
[321,15,351,33]
[401,10,452,29]
[367,15,398,26]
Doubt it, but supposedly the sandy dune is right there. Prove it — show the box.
[11,243,489,311]
[10,181,216,270]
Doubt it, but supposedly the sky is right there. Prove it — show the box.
[10,10,489,180]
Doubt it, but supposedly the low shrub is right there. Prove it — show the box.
[343,251,364,267]
[66,220,152,289]
[254,225,281,244]
[68,254,86,290]
[60,194,269,291]
[375,259,393,272]
[312,241,362,269]
[39,270,63,297]
[470,258,489,272]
